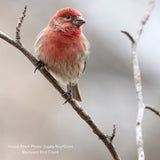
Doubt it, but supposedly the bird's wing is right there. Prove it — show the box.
[81,33,90,73]
[33,27,48,57]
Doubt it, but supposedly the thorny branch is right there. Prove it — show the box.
[0,6,121,160]
[121,0,155,160]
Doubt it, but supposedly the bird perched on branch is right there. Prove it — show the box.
[34,8,90,102]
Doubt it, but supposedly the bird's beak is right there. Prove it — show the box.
[73,16,86,27]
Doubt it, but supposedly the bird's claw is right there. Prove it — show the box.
[34,60,45,73]
[63,91,72,104]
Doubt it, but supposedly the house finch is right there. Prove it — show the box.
[34,8,89,102]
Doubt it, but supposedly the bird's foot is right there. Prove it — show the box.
[63,90,72,104]
[34,60,45,73]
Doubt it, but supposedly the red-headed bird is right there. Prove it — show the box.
[34,8,90,102]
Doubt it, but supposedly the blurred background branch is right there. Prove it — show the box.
[122,0,155,160]
[145,105,160,117]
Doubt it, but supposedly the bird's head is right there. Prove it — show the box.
[49,8,86,36]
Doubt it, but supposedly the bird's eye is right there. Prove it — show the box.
[66,15,71,20]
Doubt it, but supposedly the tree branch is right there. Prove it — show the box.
[0,6,121,160]
[110,124,116,142]
[121,0,155,160]
[121,31,135,43]
[145,105,160,117]
[16,5,27,44]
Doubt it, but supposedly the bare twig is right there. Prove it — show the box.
[146,105,160,117]
[16,5,27,44]
[110,124,116,142]
[0,6,121,160]
[121,0,155,160]
[121,31,135,43]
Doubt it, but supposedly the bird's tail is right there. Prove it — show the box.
[67,83,82,102]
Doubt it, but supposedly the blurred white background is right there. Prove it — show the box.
[0,0,160,160]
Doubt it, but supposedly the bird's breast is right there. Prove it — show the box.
[37,30,87,83]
